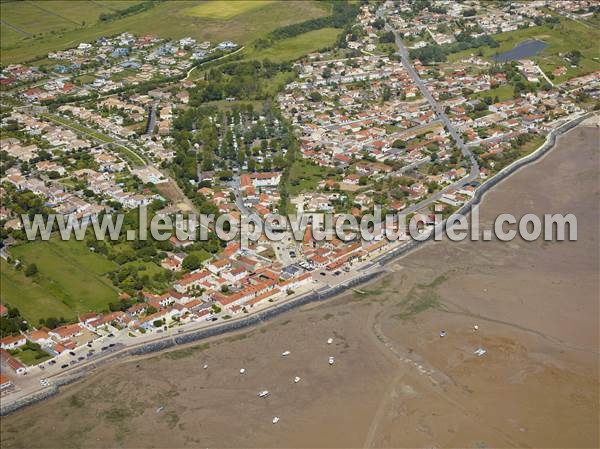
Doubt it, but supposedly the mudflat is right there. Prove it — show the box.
[1,125,598,448]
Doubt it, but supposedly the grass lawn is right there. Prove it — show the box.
[74,73,97,85]
[11,347,52,366]
[110,68,138,81]
[287,158,335,196]
[120,260,171,292]
[1,1,329,64]
[470,84,515,102]
[187,250,212,264]
[448,18,600,83]
[244,28,342,63]
[184,1,275,20]
[263,71,296,96]
[518,135,546,155]
[3,238,119,323]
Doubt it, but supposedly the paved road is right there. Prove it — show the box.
[232,176,253,218]
[380,6,479,183]
[144,102,157,136]
[184,45,246,80]
[39,112,147,166]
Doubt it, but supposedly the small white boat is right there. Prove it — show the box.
[439,330,446,337]
[294,376,301,383]
[281,350,291,356]
[240,368,246,374]
[328,356,335,365]
[203,364,208,369]
[257,390,270,398]
[473,324,479,331]
[156,406,164,414]
[327,338,333,344]
[473,348,487,357]
[272,417,280,424]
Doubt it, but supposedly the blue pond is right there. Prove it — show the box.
[492,39,548,62]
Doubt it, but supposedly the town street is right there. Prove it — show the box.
[381,7,480,183]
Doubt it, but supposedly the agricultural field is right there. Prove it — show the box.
[1,238,119,324]
[448,18,600,84]
[0,0,330,64]
[0,0,141,47]
[184,0,275,20]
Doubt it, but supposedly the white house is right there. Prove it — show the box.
[0,335,26,350]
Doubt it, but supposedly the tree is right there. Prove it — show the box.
[567,50,582,66]
[379,31,395,44]
[392,139,406,149]
[25,263,38,277]
[39,316,65,329]
[309,91,322,102]
[182,254,202,271]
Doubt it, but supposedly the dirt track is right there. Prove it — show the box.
[1,125,598,448]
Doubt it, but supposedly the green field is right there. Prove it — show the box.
[287,158,335,196]
[449,18,600,83]
[0,1,141,47]
[184,1,275,20]
[244,27,342,63]
[11,346,52,366]
[1,0,329,64]
[471,84,515,102]
[1,238,119,323]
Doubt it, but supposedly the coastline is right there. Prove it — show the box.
[0,111,596,417]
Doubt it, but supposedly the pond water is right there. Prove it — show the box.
[492,39,548,62]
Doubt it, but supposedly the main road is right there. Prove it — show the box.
[380,7,479,182]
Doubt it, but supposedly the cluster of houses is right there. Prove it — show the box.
[1,117,162,227]
[387,0,548,42]
[1,0,599,390]
[278,55,444,170]
[6,32,237,100]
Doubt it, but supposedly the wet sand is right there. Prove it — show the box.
[1,125,598,448]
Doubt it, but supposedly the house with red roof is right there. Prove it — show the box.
[0,335,26,350]
[0,374,13,391]
[48,324,83,342]
[0,349,26,375]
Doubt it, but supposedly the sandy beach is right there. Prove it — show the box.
[1,124,598,448]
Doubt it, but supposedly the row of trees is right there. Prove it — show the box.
[99,1,159,22]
